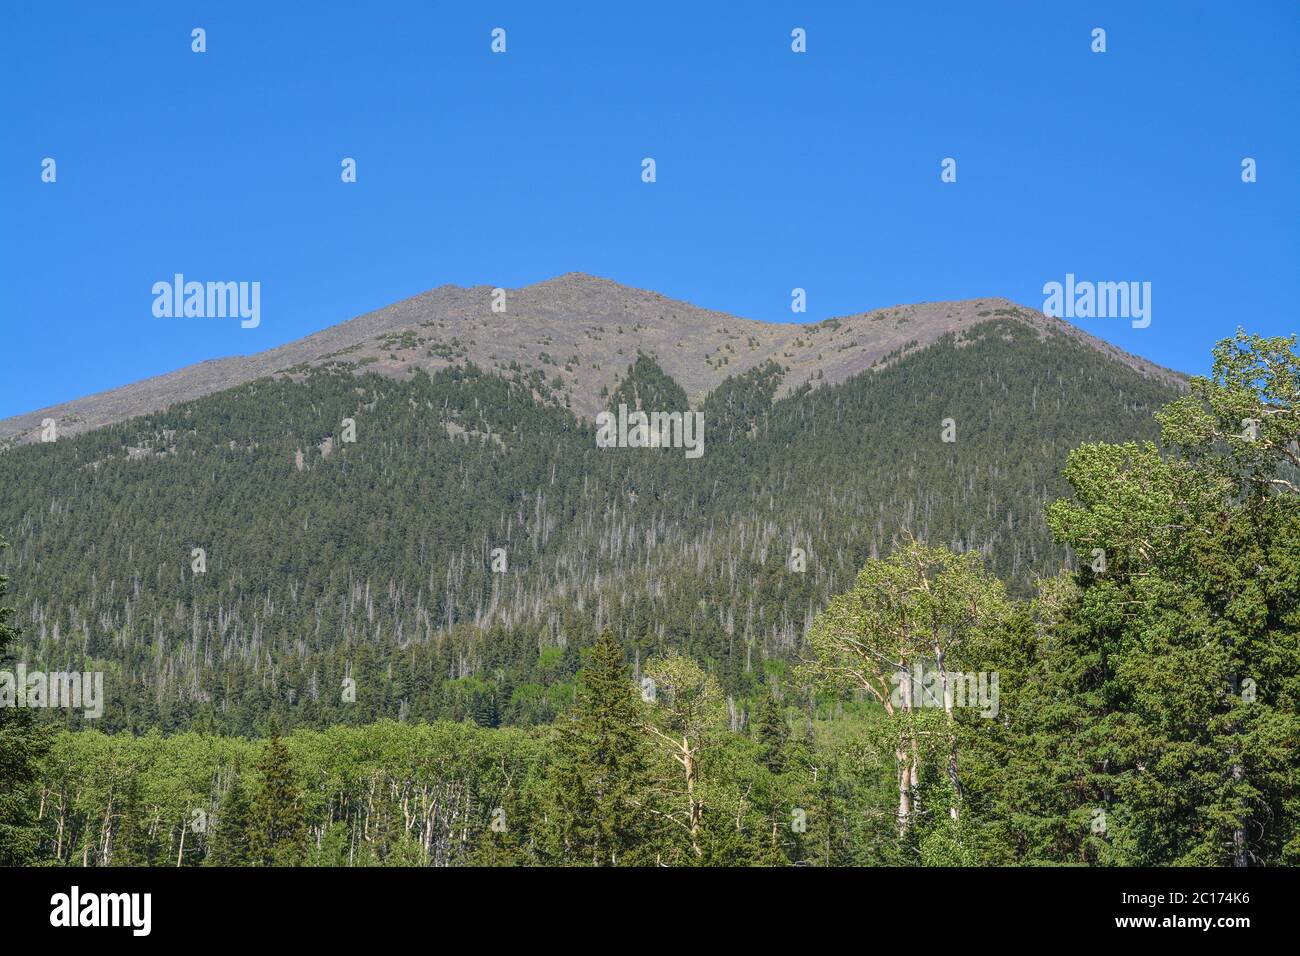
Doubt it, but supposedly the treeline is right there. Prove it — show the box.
[0,319,1178,735]
[20,656,882,868]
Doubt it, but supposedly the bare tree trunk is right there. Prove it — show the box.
[1229,672,1248,867]
[896,746,912,835]
[935,648,962,822]
[685,740,702,856]
[897,666,915,833]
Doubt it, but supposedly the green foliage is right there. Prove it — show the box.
[1035,329,1300,865]
[249,729,307,866]
[0,540,50,865]
[609,352,690,413]
[206,771,252,867]
[0,324,1176,734]
[7,326,1297,867]
[113,775,151,866]
[642,651,724,861]
[753,692,789,773]
[534,632,660,865]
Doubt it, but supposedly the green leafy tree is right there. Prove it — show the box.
[642,651,725,859]
[801,539,1008,836]
[1044,330,1300,865]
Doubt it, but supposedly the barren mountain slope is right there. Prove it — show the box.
[0,273,1181,443]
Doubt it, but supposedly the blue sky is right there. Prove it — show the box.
[2,1,1297,418]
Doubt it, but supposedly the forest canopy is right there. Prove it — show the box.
[1,329,1295,867]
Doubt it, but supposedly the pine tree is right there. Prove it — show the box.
[462,809,526,867]
[0,543,49,865]
[470,690,499,728]
[754,692,790,774]
[1041,331,1300,865]
[249,729,307,866]
[536,632,658,865]
[114,775,149,866]
[207,771,253,866]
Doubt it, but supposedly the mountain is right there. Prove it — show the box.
[0,275,1185,735]
[0,273,1179,444]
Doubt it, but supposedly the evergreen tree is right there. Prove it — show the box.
[462,810,527,867]
[1042,331,1300,865]
[536,632,658,865]
[6,332,1297,869]
[206,772,253,866]
[249,729,307,866]
[953,583,1104,864]
[0,542,49,865]
[754,692,790,774]
[0,329,1179,736]
[113,775,149,866]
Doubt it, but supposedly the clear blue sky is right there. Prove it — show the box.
[3,1,1297,418]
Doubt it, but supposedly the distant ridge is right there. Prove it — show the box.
[0,273,1183,443]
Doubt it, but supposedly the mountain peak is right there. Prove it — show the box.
[0,278,1181,444]
[533,271,622,288]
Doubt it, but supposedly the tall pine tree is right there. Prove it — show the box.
[1042,331,1300,865]
[754,692,790,774]
[536,632,659,865]
[0,541,49,865]
[207,770,254,866]
[249,729,307,866]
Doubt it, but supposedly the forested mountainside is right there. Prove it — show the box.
[0,275,1178,443]
[0,318,1178,735]
[3,328,1297,869]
